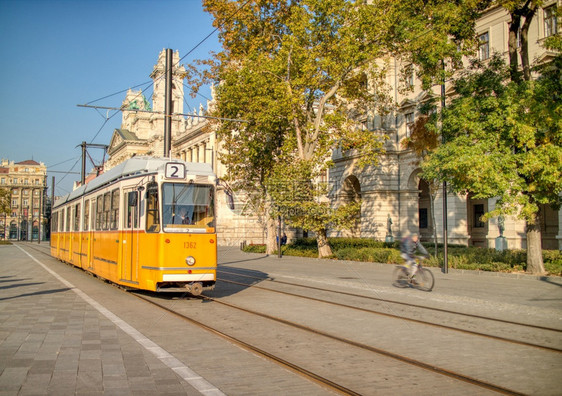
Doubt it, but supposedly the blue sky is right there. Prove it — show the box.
[0,0,220,196]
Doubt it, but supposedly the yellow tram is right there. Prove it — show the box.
[50,157,218,295]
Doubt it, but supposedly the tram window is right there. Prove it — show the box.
[162,183,215,231]
[96,195,103,230]
[125,192,138,229]
[59,211,64,232]
[146,182,160,233]
[52,211,58,232]
[74,203,81,231]
[110,189,119,230]
[103,192,111,230]
[84,200,90,231]
[66,207,71,232]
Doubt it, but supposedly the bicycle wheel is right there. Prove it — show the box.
[415,268,434,291]
[392,266,410,288]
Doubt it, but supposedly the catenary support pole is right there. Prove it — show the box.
[164,48,173,157]
[81,141,86,185]
[441,61,448,273]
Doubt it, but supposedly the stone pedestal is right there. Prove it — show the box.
[385,235,394,243]
[495,236,507,251]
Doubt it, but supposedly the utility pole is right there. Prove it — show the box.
[441,60,448,273]
[164,48,173,158]
[81,141,87,185]
[78,142,108,184]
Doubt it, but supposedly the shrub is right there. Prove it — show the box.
[334,247,402,264]
[243,244,266,253]
[241,238,562,276]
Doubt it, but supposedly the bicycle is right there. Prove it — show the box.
[392,255,434,292]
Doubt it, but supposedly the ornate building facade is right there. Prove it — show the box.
[106,1,561,249]
[0,159,48,240]
[330,1,561,250]
[105,50,264,246]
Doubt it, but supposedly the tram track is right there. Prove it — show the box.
[21,244,554,395]
[218,268,562,333]
[216,271,562,353]
[130,290,526,395]
[21,244,358,395]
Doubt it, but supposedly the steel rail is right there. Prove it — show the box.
[19,243,359,396]
[131,292,361,396]
[199,294,525,396]
[217,268,562,333]
[19,244,536,394]
[216,277,562,354]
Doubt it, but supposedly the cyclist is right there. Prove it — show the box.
[400,234,428,278]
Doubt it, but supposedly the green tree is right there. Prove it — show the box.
[381,0,489,90]
[383,0,488,255]
[422,51,562,274]
[0,188,10,216]
[201,0,391,257]
[391,0,559,273]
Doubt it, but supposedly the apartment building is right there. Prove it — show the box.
[0,159,48,240]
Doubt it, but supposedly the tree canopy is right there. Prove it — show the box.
[201,0,393,256]
[0,188,10,216]
[422,52,562,273]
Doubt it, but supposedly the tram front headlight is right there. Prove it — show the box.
[186,256,196,266]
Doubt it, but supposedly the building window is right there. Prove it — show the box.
[419,208,428,229]
[474,204,485,228]
[405,65,414,89]
[478,32,490,60]
[1,178,4,184]
[405,112,414,137]
[544,5,557,37]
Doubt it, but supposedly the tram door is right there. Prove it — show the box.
[121,191,139,284]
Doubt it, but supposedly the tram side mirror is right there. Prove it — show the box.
[128,192,138,207]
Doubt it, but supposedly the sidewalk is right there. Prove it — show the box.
[0,243,222,396]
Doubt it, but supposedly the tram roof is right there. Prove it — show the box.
[54,157,214,208]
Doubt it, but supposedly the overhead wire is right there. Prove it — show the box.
[71,0,254,189]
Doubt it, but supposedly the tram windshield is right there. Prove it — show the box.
[162,183,215,232]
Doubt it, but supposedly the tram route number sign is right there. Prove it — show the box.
[165,163,186,179]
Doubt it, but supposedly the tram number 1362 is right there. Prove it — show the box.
[184,242,197,249]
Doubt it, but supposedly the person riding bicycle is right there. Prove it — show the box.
[400,234,428,278]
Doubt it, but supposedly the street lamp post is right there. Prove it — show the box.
[441,60,449,273]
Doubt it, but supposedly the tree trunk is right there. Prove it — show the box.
[520,3,537,82]
[317,228,333,258]
[526,213,545,274]
[264,198,278,255]
[508,12,522,83]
